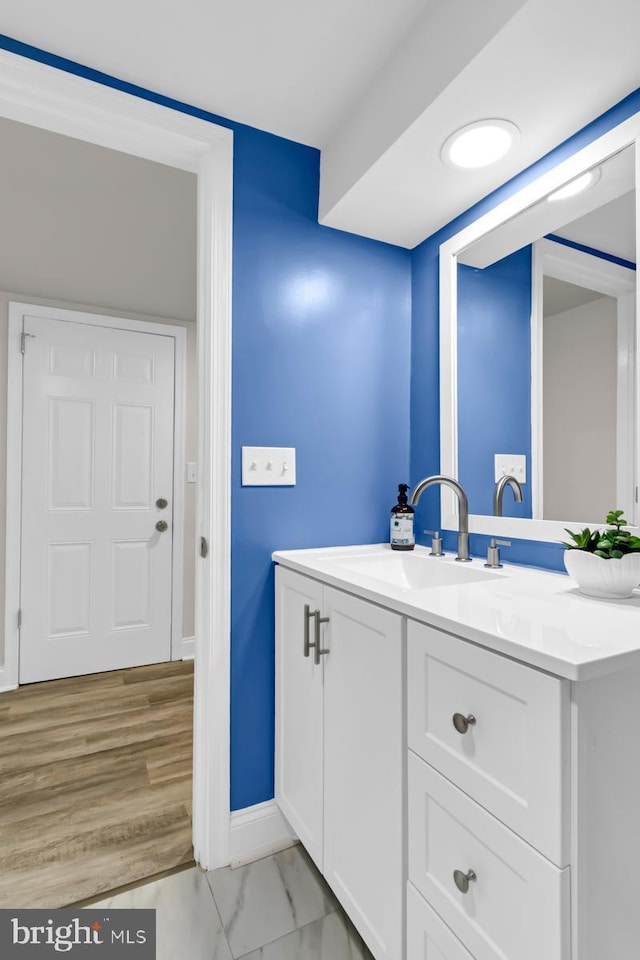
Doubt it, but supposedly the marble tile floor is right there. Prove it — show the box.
[89,844,374,960]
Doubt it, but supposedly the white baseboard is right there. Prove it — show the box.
[0,642,195,691]
[181,636,195,660]
[229,800,298,868]
[0,666,17,693]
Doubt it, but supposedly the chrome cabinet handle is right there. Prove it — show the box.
[155,520,169,532]
[303,604,316,658]
[313,610,330,666]
[452,712,476,734]
[453,868,477,894]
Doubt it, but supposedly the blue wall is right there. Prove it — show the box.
[457,248,532,519]
[410,85,640,571]
[231,128,411,808]
[4,31,640,806]
[0,36,412,811]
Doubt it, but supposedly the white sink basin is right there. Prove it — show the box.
[332,552,502,591]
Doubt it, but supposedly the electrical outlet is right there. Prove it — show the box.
[242,446,296,486]
[494,454,526,484]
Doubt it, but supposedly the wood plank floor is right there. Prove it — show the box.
[0,659,194,908]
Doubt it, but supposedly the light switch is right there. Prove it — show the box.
[242,447,296,486]
[494,454,526,484]
[186,462,198,483]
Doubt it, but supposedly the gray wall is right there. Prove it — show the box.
[0,117,197,666]
[0,116,197,321]
[543,295,617,523]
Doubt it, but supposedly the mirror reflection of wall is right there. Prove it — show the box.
[456,144,636,526]
[543,282,617,521]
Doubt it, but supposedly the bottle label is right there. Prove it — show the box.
[391,514,414,546]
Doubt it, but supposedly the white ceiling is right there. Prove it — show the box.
[0,0,427,146]
[1,0,640,248]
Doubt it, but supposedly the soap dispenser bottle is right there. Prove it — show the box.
[390,483,415,551]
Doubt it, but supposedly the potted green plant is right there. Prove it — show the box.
[563,510,640,599]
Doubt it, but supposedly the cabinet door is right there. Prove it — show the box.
[275,566,325,869]
[323,587,404,960]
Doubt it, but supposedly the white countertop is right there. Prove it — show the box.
[272,543,640,681]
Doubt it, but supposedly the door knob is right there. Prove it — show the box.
[155,520,169,532]
[156,497,168,509]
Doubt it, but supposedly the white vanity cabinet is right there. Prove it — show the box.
[405,619,640,960]
[275,565,404,960]
[274,546,640,960]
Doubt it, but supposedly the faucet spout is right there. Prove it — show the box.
[493,475,523,517]
[409,475,471,562]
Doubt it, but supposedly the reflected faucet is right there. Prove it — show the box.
[409,475,471,562]
[493,475,523,517]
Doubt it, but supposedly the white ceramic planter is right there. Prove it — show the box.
[564,549,640,599]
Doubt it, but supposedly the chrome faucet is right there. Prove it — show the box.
[493,475,523,517]
[409,475,471,562]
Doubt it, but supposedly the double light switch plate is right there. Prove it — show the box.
[242,446,296,486]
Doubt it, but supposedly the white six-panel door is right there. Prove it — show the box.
[19,313,176,683]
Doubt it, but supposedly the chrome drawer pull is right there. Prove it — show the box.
[452,712,476,734]
[453,868,477,894]
[303,604,316,658]
[313,610,330,666]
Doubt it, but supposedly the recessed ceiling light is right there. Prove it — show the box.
[547,168,601,202]
[441,119,520,169]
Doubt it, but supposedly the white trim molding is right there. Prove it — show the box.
[0,48,233,870]
[229,801,298,869]
[181,636,195,660]
[0,666,17,694]
[439,111,640,543]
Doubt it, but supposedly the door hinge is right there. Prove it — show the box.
[20,331,35,355]
[17,609,22,629]
[200,536,209,559]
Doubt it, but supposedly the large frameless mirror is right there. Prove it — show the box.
[439,121,639,542]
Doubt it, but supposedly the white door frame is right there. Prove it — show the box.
[531,239,636,524]
[0,50,233,870]
[6,302,188,674]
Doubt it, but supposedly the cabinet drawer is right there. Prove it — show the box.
[407,620,569,865]
[408,753,570,960]
[407,883,474,960]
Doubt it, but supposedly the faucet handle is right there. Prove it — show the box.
[485,538,511,569]
[424,530,444,557]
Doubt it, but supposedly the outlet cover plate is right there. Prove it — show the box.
[494,454,526,484]
[242,446,296,486]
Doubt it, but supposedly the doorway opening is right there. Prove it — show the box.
[0,48,233,891]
